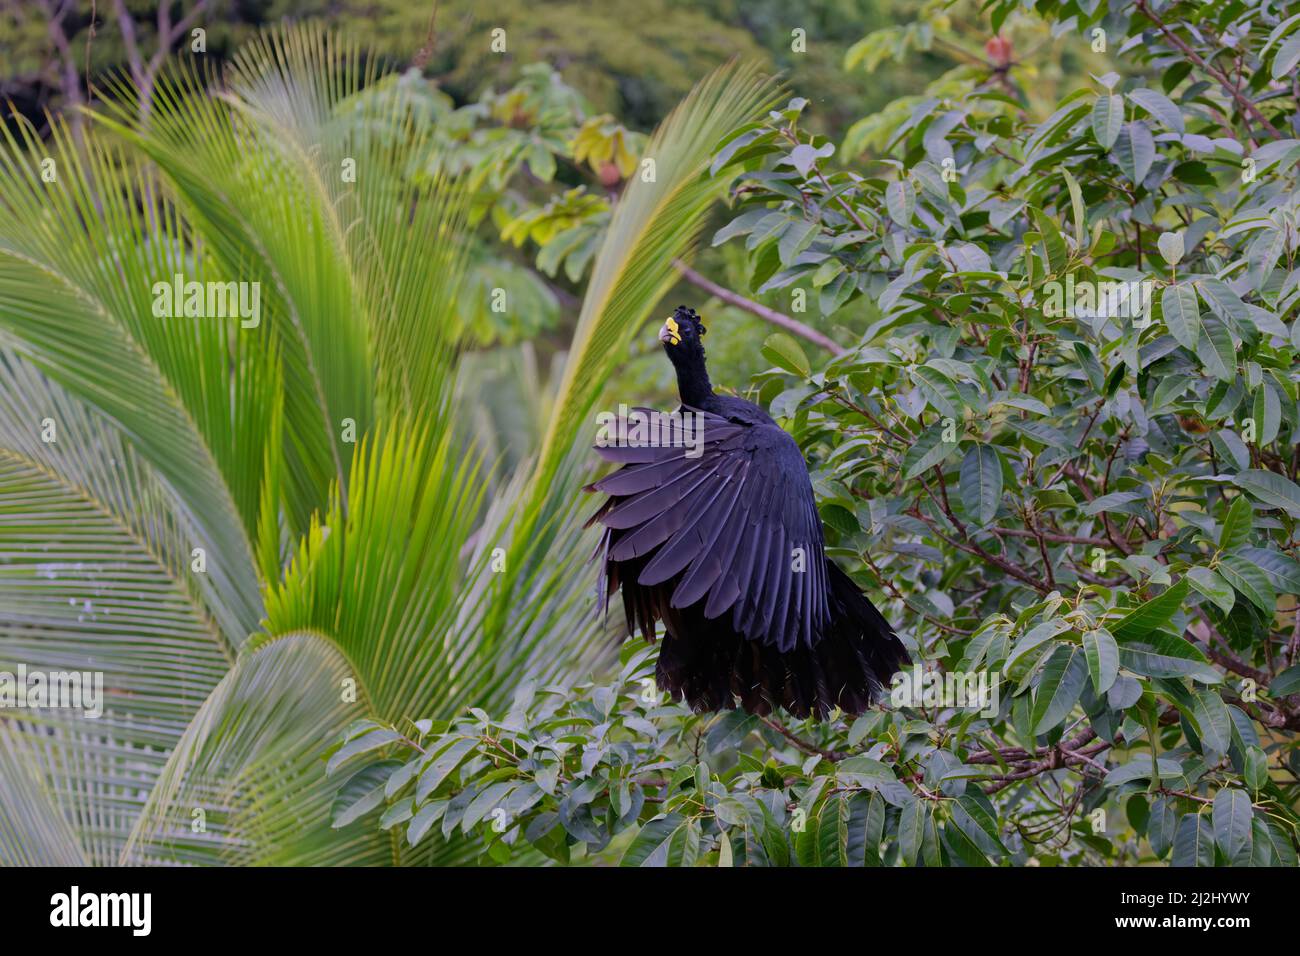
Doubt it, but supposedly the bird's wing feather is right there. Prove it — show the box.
[589,408,829,651]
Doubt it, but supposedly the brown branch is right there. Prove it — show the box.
[673,259,848,356]
[983,736,1113,795]
[913,479,1053,594]
[861,549,973,635]
[1193,611,1269,685]
[84,0,98,106]
[111,0,145,87]
[41,0,85,117]
[412,0,442,69]
[146,0,207,118]
[1133,0,1282,142]
[992,526,1109,547]
[757,715,845,761]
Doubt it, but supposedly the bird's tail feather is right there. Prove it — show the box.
[654,560,909,719]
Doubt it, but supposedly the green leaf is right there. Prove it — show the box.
[1005,619,1070,673]
[1118,633,1219,682]
[1218,496,1254,551]
[949,796,1008,859]
[940,817,990,866]
[762,332,812,378]
[1006,419,1072,449]
[415,737,478,802]
[1147,798,1178,858]
[1272,664,1300,697]
[1062,168,1086,242]
[898,799,926,867]
[778,219,818,266]
[1083,490,1144,515]
[1172,814,1215,867]
[1244,747,1268,794]
[1188,690,1232,759]
[811,794,841,866]
[620,813,691,867]
[1217,555,1276,612]
[1031,207,1069,274]
[820,503,859,534]
[842,791,885,867]
[902,425,959,480]
[1233,469,1300,518]
[1198,278,1251,327]
[1157,231,1184,266]
[1074,342,1106,390]
[379,797,415,830]
[1161,285,1201,349]
[1251,385,1281,447]
[1083,628,1119,695]
[1031,644,1087,734]
[1128,88,1184,133]
[959,444,1003,526]
[1113,122,1155,183]
[331,761,404,828]
[910,365,964,418]
[1090,94,1124,149]
[1187,566,1234,614]
[1104,757,1183,788]
[462,781,515,832]
[1195,317,1236,382]
[326,728,402,776]
[406,799,448,847]
[1240,547,1300,593]
[1110,578,1189,641]
[1212,789,1253,866]
[1272,33,1300,79]
[886,180,916,227]
[1260,819,1299,867]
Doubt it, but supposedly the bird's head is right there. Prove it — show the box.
[658,305,713,405]
[658,305,706,358]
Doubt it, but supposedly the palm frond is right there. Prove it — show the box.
[0,350,231,865]
[95,23,472,536]
[0,723,89,866]
[262,422,488,720]
[0,115,269,638]
[122,632,387,865]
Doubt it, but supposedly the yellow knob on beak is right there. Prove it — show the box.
[659,315,681,345]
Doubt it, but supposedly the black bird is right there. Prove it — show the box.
[585,305,909,718]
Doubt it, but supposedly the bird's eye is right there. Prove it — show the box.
[698,324,706,336]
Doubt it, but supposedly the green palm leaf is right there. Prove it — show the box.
[0,351,231,864]
[96,24,472,537]
[122,632,385,865]
[0,118,269,638]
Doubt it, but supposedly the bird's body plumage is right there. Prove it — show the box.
[586,307,908,718]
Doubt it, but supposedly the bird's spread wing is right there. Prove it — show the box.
[587,407,829,652]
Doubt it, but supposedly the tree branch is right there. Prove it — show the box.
[1133,0,1281,142]
[673,259,848,355]
[757,715,845,762]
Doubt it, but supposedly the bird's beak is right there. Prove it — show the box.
[659,316,680,346]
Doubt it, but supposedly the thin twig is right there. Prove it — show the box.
[757,715,845,761]
[673,259,847,355]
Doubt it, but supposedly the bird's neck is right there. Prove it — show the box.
[674,356,715,407]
